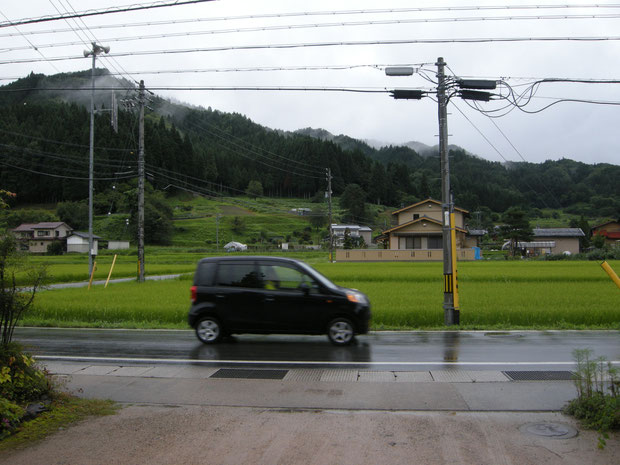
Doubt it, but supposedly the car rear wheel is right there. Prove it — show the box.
[327,318,355,346]
[195,316,223,344]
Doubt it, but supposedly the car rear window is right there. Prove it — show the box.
[215,263,261,288]
[194,261,216,286]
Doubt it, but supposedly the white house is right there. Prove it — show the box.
[67,231,102,254]
[330,224,372,247]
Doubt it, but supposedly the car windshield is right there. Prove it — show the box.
[297,261,339,291]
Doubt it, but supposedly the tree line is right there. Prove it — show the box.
[0,70,618,226]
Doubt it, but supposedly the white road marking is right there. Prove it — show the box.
[34,355,620,367]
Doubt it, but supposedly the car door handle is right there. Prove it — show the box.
[215,294,225,299]
[264,296,275,302]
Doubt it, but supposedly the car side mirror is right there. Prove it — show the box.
[299,282,310,295]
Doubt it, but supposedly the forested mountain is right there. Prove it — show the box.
[0,70,618,220]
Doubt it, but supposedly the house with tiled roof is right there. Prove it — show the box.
[12,222,73,253]
[501,228,585,256]
[591,220,620,247]
[335,198,477,261]
[383,198,469,251]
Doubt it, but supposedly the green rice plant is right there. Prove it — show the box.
[21,259,620,330]
[27,279,189,328]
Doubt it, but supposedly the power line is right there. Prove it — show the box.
[182,116,325,174]
[3,36,620,65]
[0,0,217,28]
[5,12,620,52]
[4,3,619,31]
[0,128,135,152]
[181,118,325,179]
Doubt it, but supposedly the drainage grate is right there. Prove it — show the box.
[210,368,288,380]
[503,371,574,381]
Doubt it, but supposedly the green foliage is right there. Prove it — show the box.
[1,71,619,217]
[246,180,263,199]
[230,216,246,235]
[500,207,532,256]
[23,260,620,330]
[0,209,56,229]
[564,349,619,448]
[56,201,87,230]
[0,393,117,450]
[46,240,64,256]
[592,234,606,249]
[0,234,47,346]
[0,397,24,440]
[340,183,367,223]
[0,343,51,404]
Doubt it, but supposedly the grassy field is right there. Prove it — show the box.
[22,258,620,330]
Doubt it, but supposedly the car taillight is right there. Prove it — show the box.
[190,285,197,303]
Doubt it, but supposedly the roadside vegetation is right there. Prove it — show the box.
[564,349,619,449]
[0,233,116,447]
[22,258,620,330]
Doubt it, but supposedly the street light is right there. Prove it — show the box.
[84,42,109,278]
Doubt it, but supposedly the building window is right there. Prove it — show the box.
[404,237,421,249]
[428,236,442,249]
[36,231,50,237]
[413,214,419,220]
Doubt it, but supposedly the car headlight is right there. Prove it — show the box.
[346,290,367,305]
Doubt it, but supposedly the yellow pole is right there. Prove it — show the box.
[450,212,460,309]
[88,261,97,290]
[601,261,620,289]
[105,254,118,288]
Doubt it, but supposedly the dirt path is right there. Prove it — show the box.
[1,405,618,465]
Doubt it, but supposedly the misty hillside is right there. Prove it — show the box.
[0,70,618,221]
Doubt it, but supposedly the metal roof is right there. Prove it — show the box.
[532,228,585,237]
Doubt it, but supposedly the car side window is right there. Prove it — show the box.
[215,263,261,288]
[259,264,319,292]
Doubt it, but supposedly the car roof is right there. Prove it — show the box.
[198,256,305,266]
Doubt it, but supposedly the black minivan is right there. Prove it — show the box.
[189,256,371,345]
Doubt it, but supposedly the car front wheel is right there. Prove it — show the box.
[327,318,355,346]
[195,316,223,344]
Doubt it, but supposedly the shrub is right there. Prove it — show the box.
[0,343,51,404]
[0,397,24,440]
[564,349,619,449]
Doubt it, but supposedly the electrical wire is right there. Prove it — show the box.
[450,101,556,209]
[5,2,619,31]
[0,128,135,153]
[5,12,620,53]
[0,0,218,28]
[180,118,325,175]
[3,36,620,65]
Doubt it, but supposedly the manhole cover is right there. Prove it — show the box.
[519,423,578,439]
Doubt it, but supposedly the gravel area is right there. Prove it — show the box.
[1,405,618,465]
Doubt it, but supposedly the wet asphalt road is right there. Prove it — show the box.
[14,328,620,371]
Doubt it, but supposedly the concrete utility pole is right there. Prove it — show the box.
[137,80,145,282]
[84,42,109,277]
[326,168,333,263]
[386,59,496,327]
[437,57,459,325]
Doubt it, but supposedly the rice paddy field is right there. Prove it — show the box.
[22,256,620,330]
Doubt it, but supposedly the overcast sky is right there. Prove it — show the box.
[1,0,619,165]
